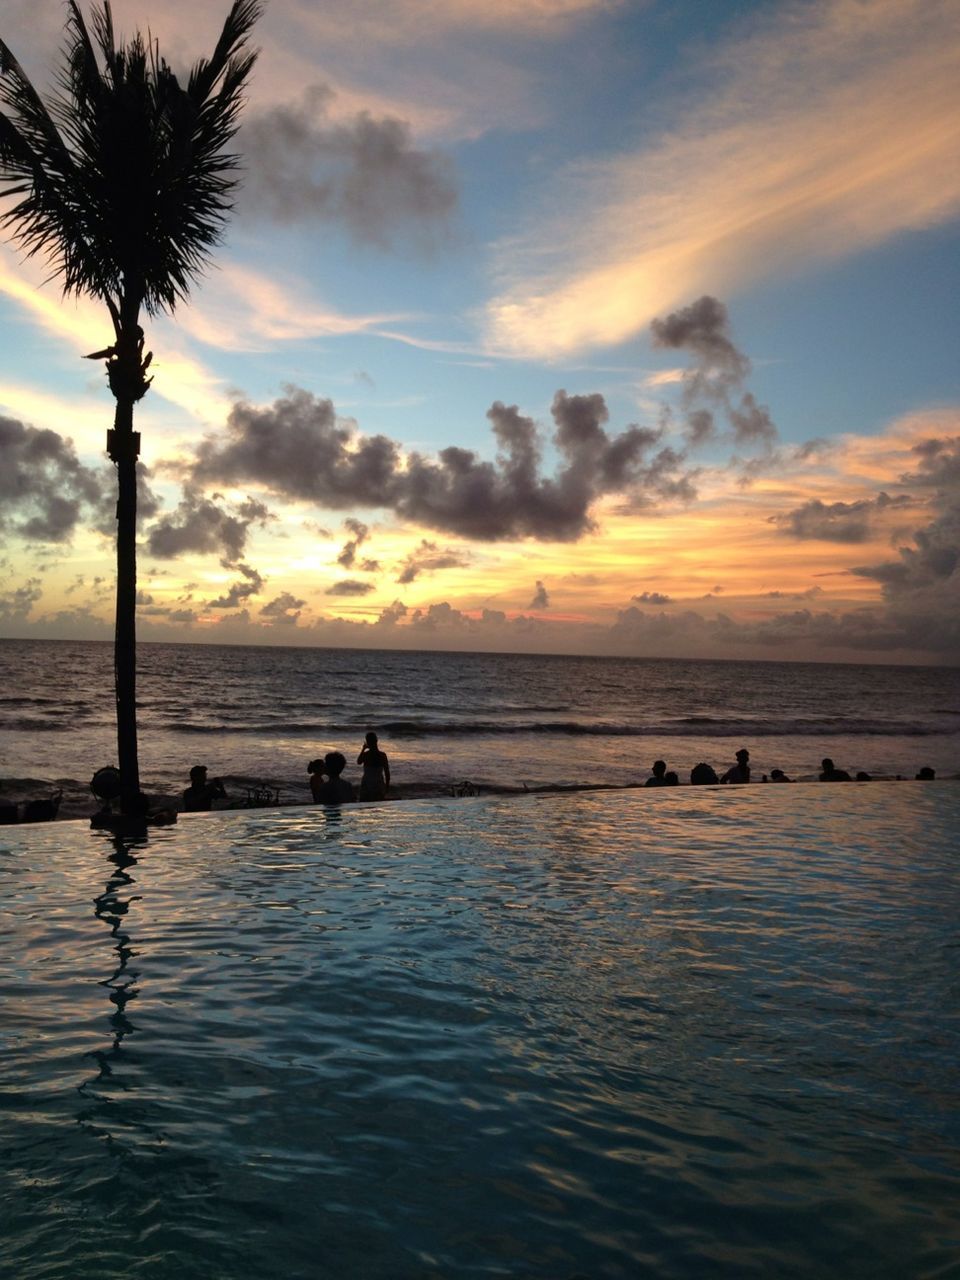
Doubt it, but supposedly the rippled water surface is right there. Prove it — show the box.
[2,785,959,1279]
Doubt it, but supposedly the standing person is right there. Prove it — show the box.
[182,765,227,812]
[720,748,751,784]
[358,731,391,801]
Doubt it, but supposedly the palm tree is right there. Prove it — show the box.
[0,1,260,818]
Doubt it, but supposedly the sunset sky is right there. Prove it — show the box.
[1,0,958,663]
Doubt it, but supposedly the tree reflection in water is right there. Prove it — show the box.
[77,834,147,1145]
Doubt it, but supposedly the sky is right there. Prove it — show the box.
[1,0,959,663]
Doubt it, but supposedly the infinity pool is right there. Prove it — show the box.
[2,785,959,1279]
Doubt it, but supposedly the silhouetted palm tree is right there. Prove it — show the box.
[0,1,260,816]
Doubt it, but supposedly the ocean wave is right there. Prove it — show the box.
[154,716,957,739]
[0,718,86,732]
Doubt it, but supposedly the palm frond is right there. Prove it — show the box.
[0,0,261,318]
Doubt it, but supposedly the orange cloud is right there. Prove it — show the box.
[486,0,960,357]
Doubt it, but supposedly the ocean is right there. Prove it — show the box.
[1,638,958,816]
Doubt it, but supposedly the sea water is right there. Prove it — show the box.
[1,640,958,813]
[1,784,958,1278]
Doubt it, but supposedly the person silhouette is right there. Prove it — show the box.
[311,752,355,805]
[819,757,851,782]
[645,760,669,787]
[690,762,719,785]
[182,765,227,811]
[720,748,751,784]
[307,758,327,802]
[769,769,792,782]
[357,731,390,801]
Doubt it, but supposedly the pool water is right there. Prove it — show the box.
[2,785,959,1279]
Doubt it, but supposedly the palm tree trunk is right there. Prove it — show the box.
[112,396,141,815]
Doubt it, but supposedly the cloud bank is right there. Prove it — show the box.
[190,386,695,541]
[0,418,103,543]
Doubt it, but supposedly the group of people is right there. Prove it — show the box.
[181,732,391,812]
[307,732,391,805]
[645,748,937,787]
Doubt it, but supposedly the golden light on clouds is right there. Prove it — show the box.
[486,0,960,357]
[0,244,233,431]
[174,262,410,353]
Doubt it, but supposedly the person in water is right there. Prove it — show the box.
[720,748,751,784]
[308,752,356,804]
[307,758,326,802]
[182,765,227,811]
[770,769,792,782]
[357,731,390,801]
[819,757,852,782]
[690,762,719,785]
[645,760,669,787]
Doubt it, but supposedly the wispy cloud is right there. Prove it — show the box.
[0,245,233,428]
[174,261,411,352]
[485,0,960,357]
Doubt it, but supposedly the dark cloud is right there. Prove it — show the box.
[684,409,716,448]
[794,437,833,462]
[0,577,42,620]
[651,296,749,390]
[729,393,777,446]
[396,539,470,584]
[377,600,408,626]
[90,464,163,538]
[854,505,959,593]
[0,418,103,543]
[259,592,305,626]
[146,490,273,563]
[326,579,375,596]
[207,563,265,609]
[840,436,960,652]
[903,436,960,489]
[768,492,913,543]
[337,518,370,568]
[632,590,672,605]
[408,601,472,631]
[733,438,838,488]
[192,388,696,543]
[650,296,777,448]
[240,84,457,247]
[529,580,549,609]
[193,392,401,508]
[607,600,955,656]
[764,586,823,600]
